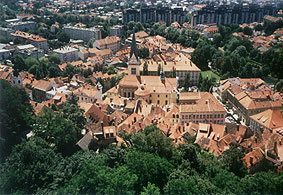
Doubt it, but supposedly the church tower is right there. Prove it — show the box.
[128,32,141,76]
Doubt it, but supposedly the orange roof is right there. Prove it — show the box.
[250,109,283,130]
[73,84,100,98]
[11,31,47,42]
[32,80,53,91]
[243,148,265,169]
[179,92,226,113]
[95,36,120,47]
[119,75,177,94]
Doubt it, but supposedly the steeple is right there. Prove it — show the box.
[128,32,141,76]
[129,32,139,61]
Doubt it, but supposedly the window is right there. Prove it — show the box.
[157,100,160,104]
[165,100,168,105]
[158,95,160,98]
[131,68,136,75]
[124,92,126,97]
[166,95,168,98]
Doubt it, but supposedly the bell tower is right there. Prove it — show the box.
[128,32,141,76]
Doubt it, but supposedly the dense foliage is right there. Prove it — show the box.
[0,82,282,194]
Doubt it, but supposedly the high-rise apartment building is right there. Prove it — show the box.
[191,3,278,26]
[123,7,187,25]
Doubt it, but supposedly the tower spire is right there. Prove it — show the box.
[130,32,139,60]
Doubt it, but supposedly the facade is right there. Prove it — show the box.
[74,84,103,103]
[0,27,13,40]
[10,31,48,51]
[123,7,188,25]
[93,36,121,53]
[110,25,123,37]
[53,47,79,62]
[250,109,283,132]
[0,49,10,60]
[117,33,178,106]
[179,92,226,125]
[15,44,44,58]
[191,3,278,26]
[140,57,201,85]
[32,80,54,102]
[63,25,101,42]
[7,21,36,31]
[218,78,282,124]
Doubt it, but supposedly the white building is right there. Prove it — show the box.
[8,21,36,31]
[15,44,44,58]
[110,25,123,37]
[53,47,79,62]
[63,25,102,42]
[0,49,10,60]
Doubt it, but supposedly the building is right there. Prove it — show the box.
[179,92,226,125]
[123,7,188,25]
[218,78,282,124]
[32,80,54,102]
[7,21,36,31]
[10,31,48,51]
[110,25,123,37]
[191,3,277,26]
[93,36,121,53]
[140,56,201,85]
[53,47,79,62]
[116,33,178,106]
[0,27,13,40]
[15,44,44,58]
[0,49,10,60]
[74,84,103,103]
[63,25,101,42]
[250,109,283,132]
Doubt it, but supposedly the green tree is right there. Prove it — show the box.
[0,80,34,159]
[57,31,70,43]
[131,125,174,159]
[33,108,82,156]
[12,56,27,73]
[220,145,247,177]
[243,26,253,36]
[191,41,216,70]
[165,170,220,194]
[141,183,160,195]
[275,80,283,92]
[0,137,63,194]
[139,47,149,59]
[212,33,223,48]
[125,150,174,191]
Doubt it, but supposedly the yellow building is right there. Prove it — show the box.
[117,33,178,106]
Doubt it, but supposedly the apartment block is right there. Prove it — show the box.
[53,47,79,62]
[63,25,102,42]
